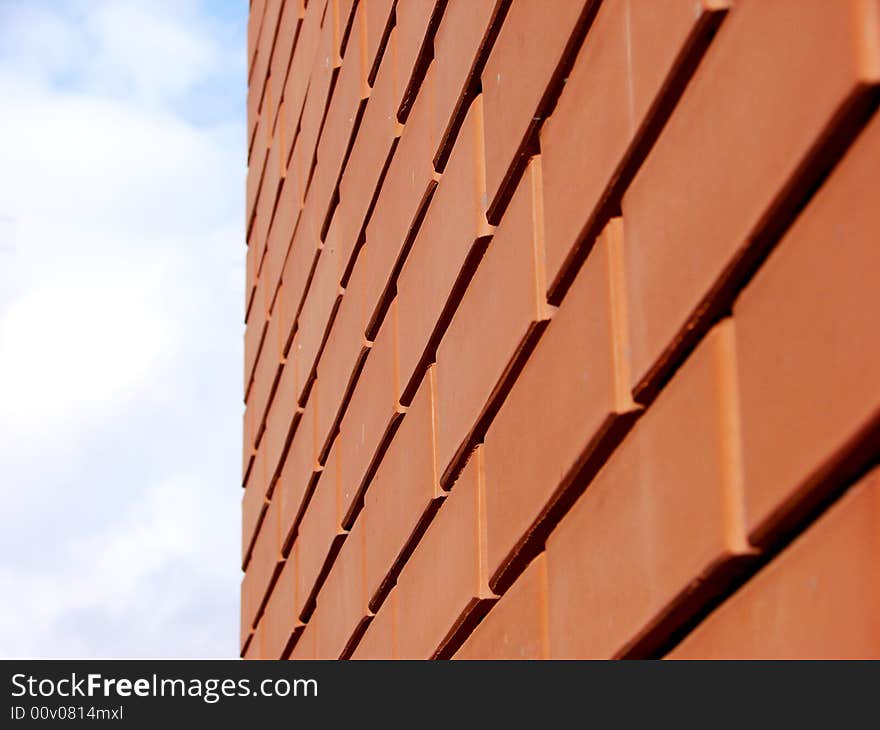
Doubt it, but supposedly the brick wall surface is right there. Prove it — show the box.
[241,0,880,659]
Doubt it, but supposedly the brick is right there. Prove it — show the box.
[363,62,439,339]
[262,549,303,658]
[309,8,371,237]
[733,110,880,546]
[252,139,280,270]
[240,576,254,655]
[483,218,638,589]
[249,310,283,445]
[277,387,319,548]
[455,553,548,660]
[337,298,402,527]
[244,299,268,399]
[546,320,752,659]
[244,425,269,496]
[315,251,371,457]
[432,0,500,169]
[242,493,284,630]
[351,589,396,659]
[249,0,281,138]
[436,155,551,484]
[289,615,317,659]
[395,447,495,659]
[395,0,443,120]
[248,0,268,81]
[541,0,727,299]
[242,406,255,486]
[297,3,343,176]
[247,0,272,154]
[268,0,304,132]
[621,0,880,402]
[264,175,302,314]
[291,225,343,402]
[364,365,443,609]
[247,115,270,238]
[396,94,492,403]
[337,27,403,282]
[244,235,258,323]
[314,515,370,658]
[670,469,880,659]
[263,353,302,490]
[242,617,264,659]
[363,0,395,84]
[297,437,346,617]
[242,444,269,567]
[278,199,322,353]
[481,0,593,222]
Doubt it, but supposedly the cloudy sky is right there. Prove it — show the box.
[0,0,246,657]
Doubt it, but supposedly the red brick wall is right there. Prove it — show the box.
[241,0,880,660]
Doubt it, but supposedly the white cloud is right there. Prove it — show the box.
[0,0,246,657]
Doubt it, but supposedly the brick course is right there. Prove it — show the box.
[243,0,880,659]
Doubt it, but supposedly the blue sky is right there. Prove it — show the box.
[0,0,247,657]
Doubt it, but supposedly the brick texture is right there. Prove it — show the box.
[244,0,880,659]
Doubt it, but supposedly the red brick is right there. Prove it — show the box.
[264,175,302,314]
[541,0,727,299]
[296,437,346,616]
[248,0,268,82]
[363,62,439,339]
[277,387,319,549]
[546,320,752,658]
[297,3,343,176]
[252,135,280,270]
[242,406,255,486]
[314,251,371,457]
[240,576,254,655]
[242,493,284,630]
[351,589,396,659]
[291,225,343,402]
[289,616,317,659]
[242,616,264,659]
[396,94,492,403]
[247,114,270,238]
[242,444,269,567]
[483,218,638,589]
[363,0,395,84]
[395,0,443,120]
[314,514,370,658]
[262,549,303,658]
[246,0,266,152]
[364,365,443,609]
[436,155,551,484]
[337,27,403,282]
[733,110,880,546]
[395,447,495,659]
[249,310,283,446]
[309,8,371,237]
[244,297,267,399]
[670,469,880,659]
[278,198,322,353]
[281,0,325,165]
[455,553,548,660]
[621,0,880,402]
[337,297,403,526]
[244,424,268,496]
[249,0,281,137]
[263,353,303,490]
[268,0,304,132]
[481,0,593,222]
[432,0,501,169]
[244,235,258,323]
